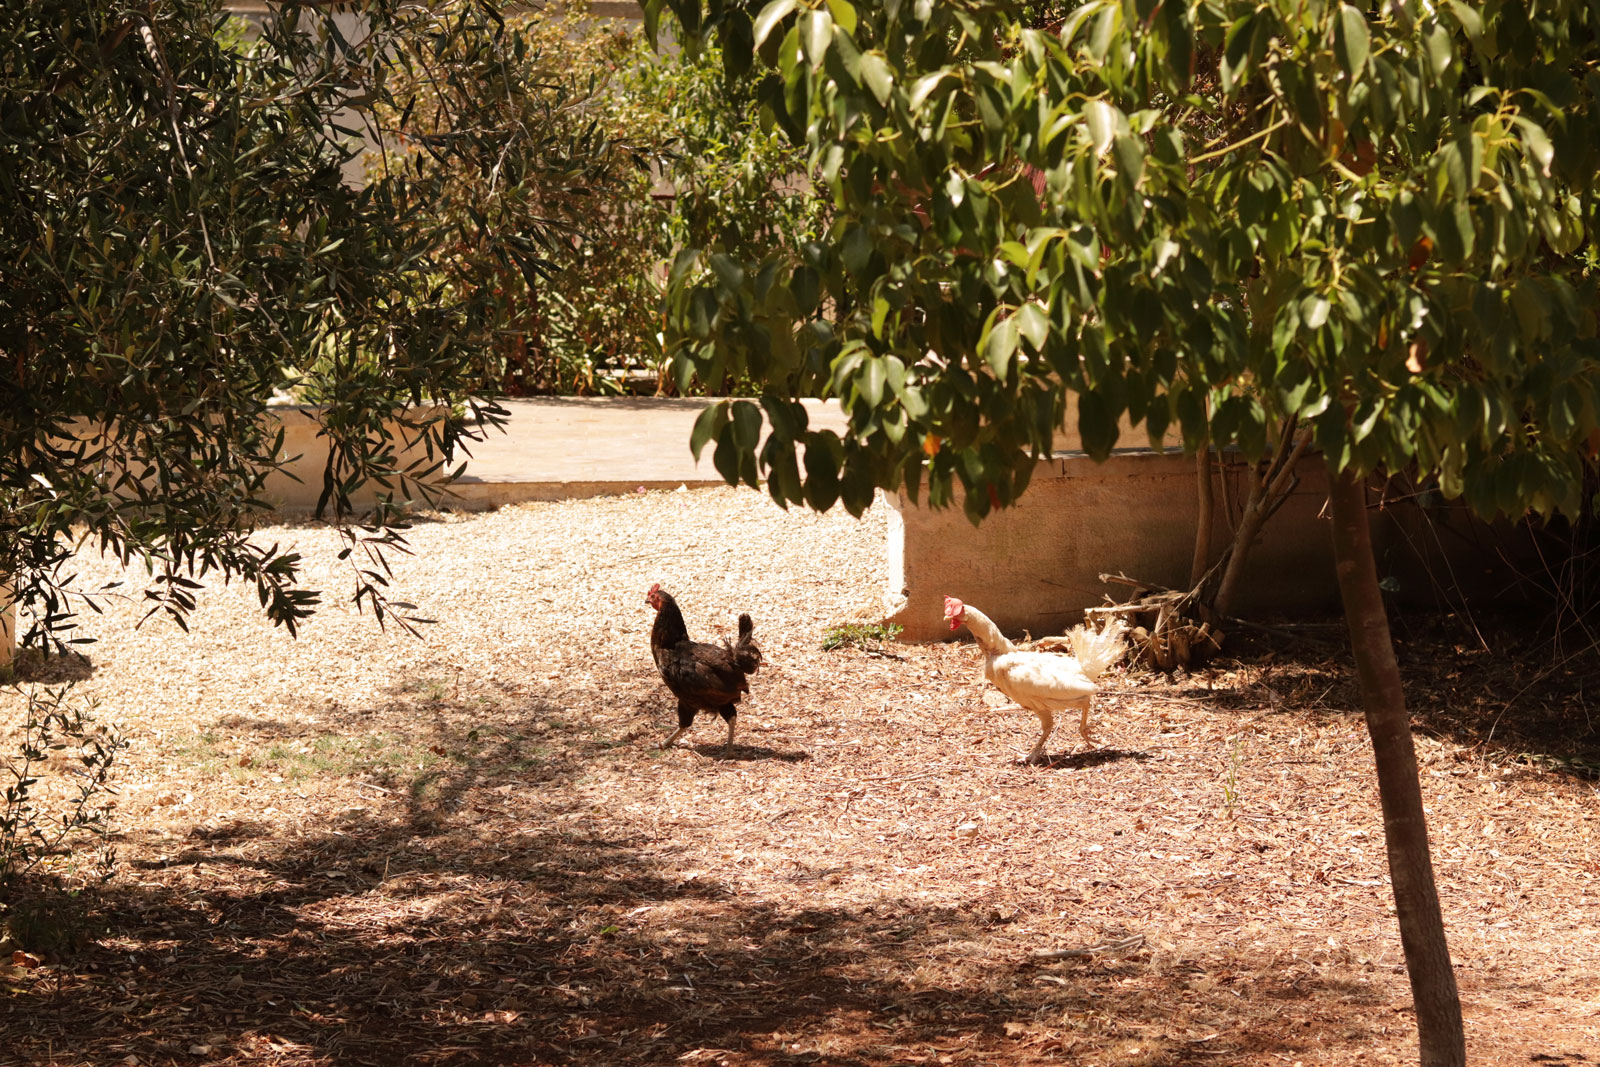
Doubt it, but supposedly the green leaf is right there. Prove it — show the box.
[859,357,887,408]
[1015,302,1049,350]
[871,294,891,338]
[690,401,730,461]
[1513,116,1555,176]
[803,433,840,510]
[1112,132,1144,187]
[1425,24,1453,77]
[1221,11,1261,91]
[803,9,833,70]
[1445,0,1482,42]
[1078,389,1118,460]
[1510,279,1551,339]
[1084,99,1117,155]
[1333,5,1370,80]
[983,313,1020,378]
[762,394,810,441]
[792,266,821,314]
[730,399,764,452]
[753,0,797,49]
[708,253,746,291]
[909,70,956,113]
[1302,294,1331,330]
[858,51,894,105]
[713,423,741,484]
[825,0,857,34]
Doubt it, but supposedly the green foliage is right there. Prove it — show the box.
[821,620,903,649]
[366,5,664,395]
[0,0,633,645]
[1,686,124,888]
[371,3,828,397]
[585,13,829,395]
[645,0,1600,526]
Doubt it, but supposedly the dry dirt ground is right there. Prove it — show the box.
[2,486,1598,1066]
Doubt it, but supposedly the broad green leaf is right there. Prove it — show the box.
[1112,133,1144,187]
[1302,294,1331,330]
[1078,389,1117,460]
[859,357,887,407]
[825,0,857,34]
[690,400,730,461]
[1333,5,1370,80]
[983,313,1020,378]
[871,294,892,338]
[803,433,840,511]
[1512,116,1555,176]
[1084,99,1117,155]
[909,69,956,113]
[1425,25,1454,77]
[803,9,833,70]
[858,50,894,105]
[753,0,797,49]
[1445,0,1482,42]
[730,399,764,451]
[1015,302,1049,350]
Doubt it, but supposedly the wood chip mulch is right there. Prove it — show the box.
[2,486,1597,1066]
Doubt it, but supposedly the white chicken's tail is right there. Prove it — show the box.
[1066,617,1128,681]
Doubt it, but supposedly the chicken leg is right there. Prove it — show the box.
[661,701,699,750]
[1025,699,1098,764]
[1026,710,1054,765]
[1075,698,1096,746]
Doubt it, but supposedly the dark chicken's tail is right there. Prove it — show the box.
[731,613,761,675]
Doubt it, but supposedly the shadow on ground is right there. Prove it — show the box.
[10,790,1400,1065]
[1038,748,1153,771]
[1172,612,1600,781]
[11,647,1556,1065]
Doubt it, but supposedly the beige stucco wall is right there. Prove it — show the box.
[257,405,453,514]
[885,450,1342,641]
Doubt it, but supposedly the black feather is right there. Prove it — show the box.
[649,590,760,715]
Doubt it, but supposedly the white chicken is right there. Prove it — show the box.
[944,596,1128,764]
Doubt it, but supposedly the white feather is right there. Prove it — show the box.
[987,650,1098,710]
[951,602,1129,758]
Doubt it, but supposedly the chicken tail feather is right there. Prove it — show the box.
[1067,617,1128,681]
[732,613,761,674]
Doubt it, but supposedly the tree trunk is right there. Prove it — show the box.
[1190,444,1214,588]
[1213,463,1266,618]
[0,578,13,668]
[1327,466,1465,1067]
[1213,423,1312,618]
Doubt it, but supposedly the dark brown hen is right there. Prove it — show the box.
[646,583,761,750]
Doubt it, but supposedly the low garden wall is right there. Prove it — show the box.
[884,449,1529,642]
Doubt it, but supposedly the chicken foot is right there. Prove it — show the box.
[1024,699,1097,765]
[660,707,738,752]
[1026,710,1054,765]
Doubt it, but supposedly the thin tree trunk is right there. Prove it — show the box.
[1190,444,1214,588]
[1213,462,1266,618]
[1212,425,1312,618]
[1327,466,1464,1067]
[0,578,13,668]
